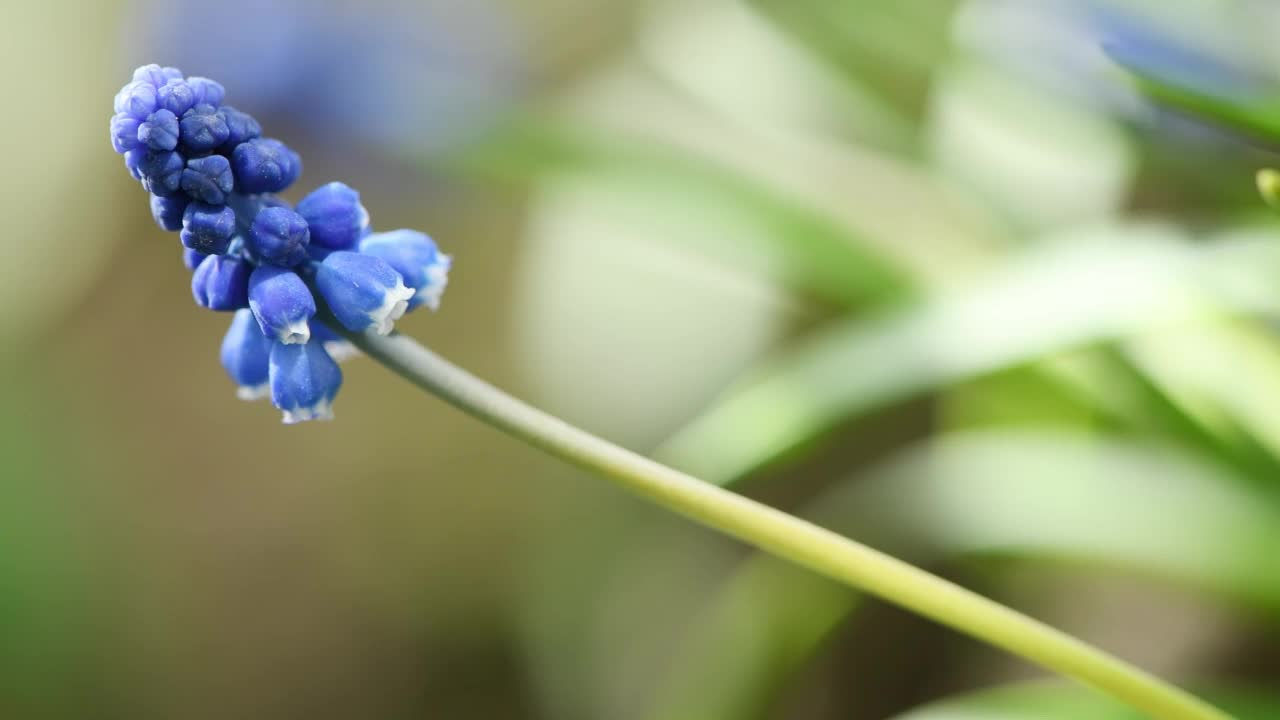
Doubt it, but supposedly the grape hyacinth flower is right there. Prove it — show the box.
[109,64,451,423]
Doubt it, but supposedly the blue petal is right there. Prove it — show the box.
[247,206,310,267]
[137,109,180,151]
[296,182,369,250]
[315,251,415,334]
[358,230,451,311]
[150,193,189,232]
[220,309,272,400]
[231,138,301,194]
[192,254,250,311]
[269,342,342,424]
[180,202,237,254]
[248,266,316,344]
[181,154,234,204]
[179,104,230,153]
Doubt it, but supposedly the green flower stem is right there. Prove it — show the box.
[346,329,1230,720]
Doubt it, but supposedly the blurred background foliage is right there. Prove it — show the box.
[3,0,1280,717]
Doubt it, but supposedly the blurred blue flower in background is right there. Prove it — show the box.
[126,0,526,154]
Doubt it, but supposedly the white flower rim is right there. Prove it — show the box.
[368,279,416,335]
[416,254,452,311]
[236,383,270,401]
[281,398,335,424]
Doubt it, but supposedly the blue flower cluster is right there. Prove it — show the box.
[111,64,451,423]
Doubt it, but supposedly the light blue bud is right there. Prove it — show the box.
[110,113,142,154]
[358,230,452,311]
[269,342,342,424]
[137,109,180,151]
[248,266,316,344]
[186,76,226,107]
[113,81,158,120]
[296,182,369,249]
[157,79,197,116]
[314,251,415,335]
[220,309,272,400]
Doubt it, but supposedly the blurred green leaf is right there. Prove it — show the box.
[889,682,1280,720]
[646,431,1280,720]
[656,226,1280,485]
[1114,60,1280,148]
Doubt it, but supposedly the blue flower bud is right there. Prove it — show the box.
[358,230,452,311]
[220,309,272,400]
[296,182,369,250]
[269,342,342,424]
[137,109,180,151]
[183,247,208,271]
[124,148,147,180]
[311,321,359,362]
[180,202,237,254]
[157,79,197,116]
[132,64,182,88]
[113,81,158,120]
[150,193,189,232]
[181,154,234,204]
[178,104,230,153]
[217,106,262,150]
[110,113,141,154]
[138,149,185,197]
[191,253,250,310]
[186,77,226,107]
[247,206,310,267]
[231,138,301,194]
[248,266,316,344]
[315,251,415,334]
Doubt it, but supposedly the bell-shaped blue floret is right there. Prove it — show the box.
[113,81,158,120]
[157,79,197,116]
[248,266,315,344]
[358,230,451,311]
[220,309,272,400]
[150,193,189,232]
[247,206,310,267]
[231,138,301,194]
[110,114,142,154]
[192,254,250,311]
[180,202,236,254]
[314,251,415,335]
[269,342,342,424]
[181,154,234,204]
[296,182,369,250]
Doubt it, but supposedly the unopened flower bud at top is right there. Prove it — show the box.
[247,206,310,267]
[157,79,197,116]
[231,138,301,194]
[110,114,142,154]
[131,64,182,89]
[358,230,451,311]
[296,182,369,250]
[179,104,230,153]
[138,149,185,197]
[181,154,234,204]
[137,109,180,151]
[192,253,250,311]
[186,77,226,107]
[180,202,236,254]
[113,81,158,120]
[315,251,414,335]
[217,106,262,150]
[248,266,315,344]
[220,309,272,400]
[269,342,343,424]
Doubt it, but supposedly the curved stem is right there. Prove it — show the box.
[344,328,1231,720]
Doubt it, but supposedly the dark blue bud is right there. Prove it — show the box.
[220,309,272,400]
[191,254,250,311]
[269,342,342,424]
[315,251,414,334]
[183,247,208,271]
[180,202,237,254]
[216,106,262,150]
[110,113,141,154]
[124,148,147,180]
[137,109,180,151]
[178,104,230,153]
[113,81,158,120]
[358,230,452,311]
[248,266,316,344]
[139,149,185,197]
[157,79,197,116]
[296,182,369,250]
[231,138,301,194]
[150,193,189,232]
[247,206,310,267]
[181,154,234,204]
[186,77,226,107]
